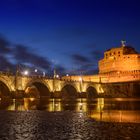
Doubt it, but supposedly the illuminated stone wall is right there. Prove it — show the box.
[99,45,140,74]
[62,45,140,83]
[62,75,100,82]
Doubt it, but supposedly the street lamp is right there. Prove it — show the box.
[35,69,38,73]
[24,70,29,76]
[56,74,59,78]
[79,77,82,82]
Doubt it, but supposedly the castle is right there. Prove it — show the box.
[99,42,140,74]
[63,42,140,83]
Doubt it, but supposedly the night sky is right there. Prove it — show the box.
[0,0,140,75]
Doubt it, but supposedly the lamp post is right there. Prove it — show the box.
[24,70,29,76]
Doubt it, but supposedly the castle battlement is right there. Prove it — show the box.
[62,42,140,83]
[99,44,140,74]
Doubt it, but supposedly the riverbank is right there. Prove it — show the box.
[0,111,139,140]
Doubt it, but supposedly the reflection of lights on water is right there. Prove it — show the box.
[97,98,104,112]
[76,99,87,112]
[79,112,83,118]
[116,98,123,101]
[30,98,35,101]
[49,98,62,112]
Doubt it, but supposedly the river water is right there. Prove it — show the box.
[1,97,140,123]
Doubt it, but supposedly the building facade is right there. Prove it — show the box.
[63,42,140,83]
[99,44,140,74]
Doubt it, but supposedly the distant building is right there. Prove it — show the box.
[99,43,140,74]
[62,42,140,83]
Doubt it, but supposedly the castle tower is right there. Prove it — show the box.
[98,42,140,74]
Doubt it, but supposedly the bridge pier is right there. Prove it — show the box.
[11,90,25,99]
[51,91,87,99]
[78,92,87,98]
[51,91,61,98]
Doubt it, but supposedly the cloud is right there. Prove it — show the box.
[54,65,66,75]
[0,55,15,71]
[71,54,91,65]
[70,53,98,75]
[0,34,101,75]
[90,50,103,60]
[13,44,52,70]
[0,34,67,75]
[0,36,11,54]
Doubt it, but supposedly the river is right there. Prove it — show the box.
[1,97,140,123]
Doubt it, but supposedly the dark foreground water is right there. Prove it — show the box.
[0,111,140,140]
[1,98,140,123]
[0,98,140,139]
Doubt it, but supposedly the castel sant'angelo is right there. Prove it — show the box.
[63,41,140,83]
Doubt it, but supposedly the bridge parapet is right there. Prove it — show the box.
[0,72,104,98]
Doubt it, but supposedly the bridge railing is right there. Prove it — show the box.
[0,71,94,83]
[0,71,14,76]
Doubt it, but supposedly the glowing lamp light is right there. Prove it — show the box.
[24,70,29,75]
[56,74,59,78]
[35,69,37,72]
[79,77,82,81]
[66,74,69,76]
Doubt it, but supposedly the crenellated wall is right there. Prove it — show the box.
[99,45,140,74]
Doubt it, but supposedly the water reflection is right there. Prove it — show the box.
[0,97,140,123]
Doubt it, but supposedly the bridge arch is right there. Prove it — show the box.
[25,79,51,98]
[0,79,11,97]
[86,85,98,99]
[61,82,79,93]
[61,84,78,100]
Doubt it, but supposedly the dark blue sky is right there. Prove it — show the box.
[0,0,140,75]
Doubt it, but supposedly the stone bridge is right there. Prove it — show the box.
[0,72,140,99]
[0,73,104,99]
